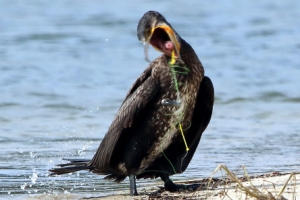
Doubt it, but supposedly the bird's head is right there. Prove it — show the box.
[137,11,183,63]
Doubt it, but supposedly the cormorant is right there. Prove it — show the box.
[50,11,214,195]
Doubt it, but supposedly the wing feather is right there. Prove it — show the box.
[88,66,160,172]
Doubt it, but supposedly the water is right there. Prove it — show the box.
[1,0,299,199]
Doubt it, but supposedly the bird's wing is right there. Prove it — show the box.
[134,76,214,178]
[88,65,160,171]
[123,65,153,101]
[179,76,214,171]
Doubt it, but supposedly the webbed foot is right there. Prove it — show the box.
[164,180,202,192]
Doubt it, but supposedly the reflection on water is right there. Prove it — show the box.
[1,0,300,199]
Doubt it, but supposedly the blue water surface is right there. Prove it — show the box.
[0,0,299,199]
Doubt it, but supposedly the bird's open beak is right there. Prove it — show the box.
[143,25,183,63]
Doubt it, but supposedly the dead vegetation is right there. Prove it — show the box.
[205,165,297,200]
[134,165,298,200]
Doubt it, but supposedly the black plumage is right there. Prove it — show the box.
[50,10,214,195]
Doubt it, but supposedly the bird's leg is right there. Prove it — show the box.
[129,175,138,196]
[160,173,203,192]
[160,173,180,192]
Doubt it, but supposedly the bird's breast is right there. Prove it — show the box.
[138,81,199,172]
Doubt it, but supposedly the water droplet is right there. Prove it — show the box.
[20,183,27,190]
[64,190,70,194]
[30,170,38,184]
[77,149,84,155]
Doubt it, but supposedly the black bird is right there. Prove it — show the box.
[50,11,214,195]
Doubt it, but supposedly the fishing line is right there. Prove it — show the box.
[162,150,177,174]
[170,51,181,103]
[162,49,190,172]
[179,123,189,151]
[179,151,189,173]
[168,50,190,152]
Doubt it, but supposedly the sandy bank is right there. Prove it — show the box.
[28,169,299,200]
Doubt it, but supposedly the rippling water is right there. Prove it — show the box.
[1,0,299,199]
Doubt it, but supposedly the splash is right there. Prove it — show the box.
[30,169,38,184]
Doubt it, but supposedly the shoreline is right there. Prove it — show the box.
[28,169,299,200]
[96,171,299,200]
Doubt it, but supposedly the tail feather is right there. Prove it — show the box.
[49,158,93,175]
[57,158,90,167]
